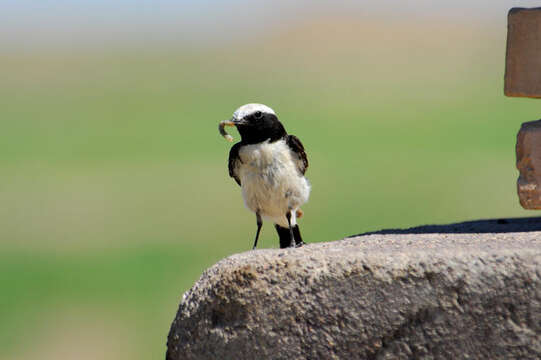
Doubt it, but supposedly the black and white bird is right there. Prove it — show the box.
[219,103,310,249]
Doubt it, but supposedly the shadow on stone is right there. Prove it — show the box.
[352,216,541,236]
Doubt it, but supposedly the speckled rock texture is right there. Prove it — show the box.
[166,218,541,360]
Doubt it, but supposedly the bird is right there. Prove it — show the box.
[218,103,310,249]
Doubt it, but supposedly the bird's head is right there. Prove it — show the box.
[219,103,286,144]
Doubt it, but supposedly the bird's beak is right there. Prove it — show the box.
[219,118,236,142]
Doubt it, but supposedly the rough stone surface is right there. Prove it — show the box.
[505,7,541,98]
[167,218,541,360]
[517,120,541,209]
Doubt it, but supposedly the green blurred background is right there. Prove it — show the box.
[1,1,540,359]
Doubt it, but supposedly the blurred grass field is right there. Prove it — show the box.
[1,16,539,359]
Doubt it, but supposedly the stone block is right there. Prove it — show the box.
[517,119,541,208]
[505,8,541,98]
[167,220,541,360]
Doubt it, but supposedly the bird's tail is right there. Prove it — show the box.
[275,224,304,249]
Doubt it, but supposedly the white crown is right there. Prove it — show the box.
[233,103,276,120]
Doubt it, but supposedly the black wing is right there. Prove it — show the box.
[286,134,308,175]
[228,142,242,186]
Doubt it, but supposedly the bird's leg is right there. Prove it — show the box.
[252,212,262,250]
[285,210,295,248]
[293,225,305,247]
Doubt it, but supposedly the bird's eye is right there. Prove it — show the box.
[254,111,263,119]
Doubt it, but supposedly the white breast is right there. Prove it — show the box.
[237,139,310,227]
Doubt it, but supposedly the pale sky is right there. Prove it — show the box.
[1,1,540,49]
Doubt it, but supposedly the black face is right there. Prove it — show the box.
[236,111,287,144]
